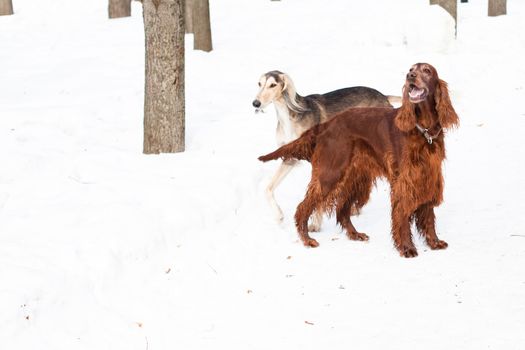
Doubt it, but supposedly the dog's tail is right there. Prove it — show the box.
[258,125,321,163]
[387,95,402,107]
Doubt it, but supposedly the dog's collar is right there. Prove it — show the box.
[415,123,442,144]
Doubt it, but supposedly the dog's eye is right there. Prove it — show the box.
[258,82,261,87]
[423,68,431,74]
[270,83,277,88]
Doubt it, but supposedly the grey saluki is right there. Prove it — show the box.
[254,70,400,231]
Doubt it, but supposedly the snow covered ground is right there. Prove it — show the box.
[1,0,524,349]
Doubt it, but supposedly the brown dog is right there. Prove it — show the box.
[259,63,459,257]
[253,70,399,231]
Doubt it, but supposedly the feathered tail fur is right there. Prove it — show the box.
[258,123,324,163]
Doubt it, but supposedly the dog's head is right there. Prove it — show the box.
[404,63,438,104]
[396,63,459,132]
[252,71,296,113]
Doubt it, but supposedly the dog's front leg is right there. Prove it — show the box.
[265,159,298,223]
[391,200,418,258]
[414,203,448,250]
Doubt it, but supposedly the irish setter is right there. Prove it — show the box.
[259,63,459,257]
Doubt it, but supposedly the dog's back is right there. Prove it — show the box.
[307,87,393,121]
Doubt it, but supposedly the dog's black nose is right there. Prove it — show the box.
[407,72,417,80]
[252,100,261,108]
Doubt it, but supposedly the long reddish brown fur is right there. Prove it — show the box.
[259,63,459,257]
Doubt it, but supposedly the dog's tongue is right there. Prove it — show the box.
[409,87,425,99]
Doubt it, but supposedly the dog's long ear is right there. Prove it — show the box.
[279,73,308,113]
[395,85,417,132]
[435,79,459,130]
[280,73,296,97]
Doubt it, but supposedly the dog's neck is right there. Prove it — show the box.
[273,99,298,143]
[411,99,442,145]
[414,99,439,130]
[274,98,293,120]
[277,91,308,115]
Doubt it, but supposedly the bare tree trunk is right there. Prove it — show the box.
[109,0,131,18]
[0,0,14,16]
[143,0,185,154]
[488,0,506,16]
[192,0,212,52]
[185,0,193,33]
[429,0,457,35]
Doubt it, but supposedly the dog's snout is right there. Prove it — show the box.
[252,100,261,108]
[407,71,417,80]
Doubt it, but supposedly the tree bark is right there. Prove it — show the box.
[192,0,212,52]
[143,0,185,154]
[0,0,14,16]
[109,0,131,18]
[488,0,506,16]
[185,0,193,33]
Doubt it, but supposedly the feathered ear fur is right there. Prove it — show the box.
[395,85,417,132]
[435,79,459,130]
[279,73,309,113]
[280,73,295,96]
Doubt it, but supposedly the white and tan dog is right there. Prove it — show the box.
[254,70,400,231]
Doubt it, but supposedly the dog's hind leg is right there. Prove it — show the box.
[414,203,448,250]
[335,198,369,242]
[334,167,372,241]
[265,159,298,223]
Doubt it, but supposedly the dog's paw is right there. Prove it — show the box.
[347,231,369,241]
[399,245,418,258]
[302,238,320,248]
[428,239,448,250]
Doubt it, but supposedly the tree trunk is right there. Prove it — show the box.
[185,0,193,33]
[192,0,212,52]
[429,0,457,35]
[0,0,14,16]
[488,0,506,16]
[109,0,131,18]
[143,0,185,154]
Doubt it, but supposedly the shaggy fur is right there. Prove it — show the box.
[258,63,459,258]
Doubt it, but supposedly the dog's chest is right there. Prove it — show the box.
[402,141,445,204]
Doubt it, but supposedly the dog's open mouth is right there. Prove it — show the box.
[408,84,428,103]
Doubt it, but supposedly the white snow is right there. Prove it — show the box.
[1,0,525,349]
